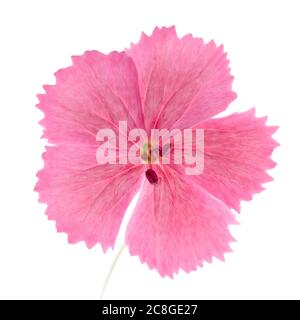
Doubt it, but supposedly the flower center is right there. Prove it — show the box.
[145,168,158,184]
[141,142,159,163]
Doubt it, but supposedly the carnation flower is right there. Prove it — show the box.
[35,26,278,277]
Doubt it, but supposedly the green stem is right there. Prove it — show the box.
[100,244,125,299]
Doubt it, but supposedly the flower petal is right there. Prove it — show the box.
[125,165,236,277]
[175,108,279,212]
[35,144,143,251]
[126,26,236,131]
[37,51,144,145]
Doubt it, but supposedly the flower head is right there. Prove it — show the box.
[35,26,278,277]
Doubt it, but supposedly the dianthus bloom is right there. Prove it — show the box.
[35,27,278,277]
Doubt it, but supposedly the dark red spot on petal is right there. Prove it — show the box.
[158,146,163,157]
[145,168,158,184]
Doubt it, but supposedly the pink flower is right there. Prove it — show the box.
[35,26,278,277]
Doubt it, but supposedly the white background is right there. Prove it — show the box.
[0,0,299,300]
